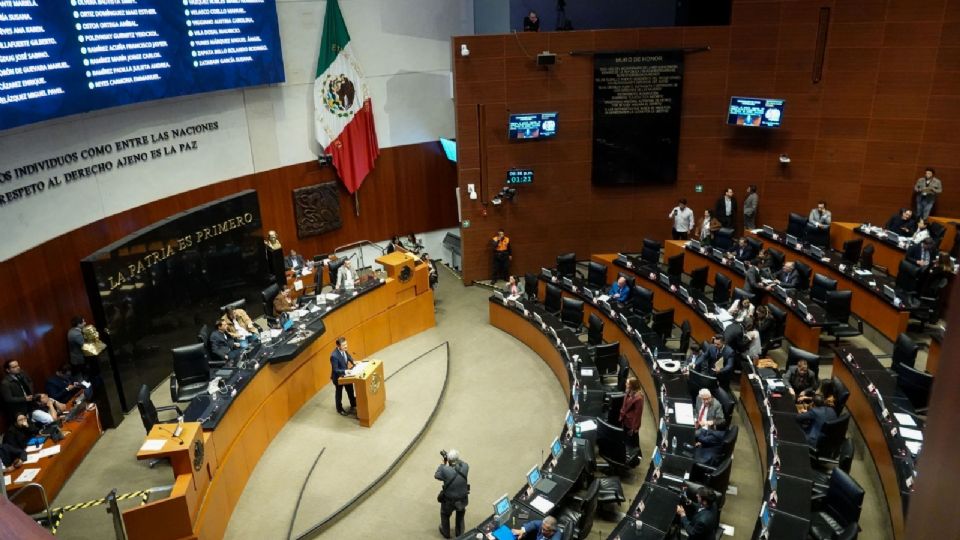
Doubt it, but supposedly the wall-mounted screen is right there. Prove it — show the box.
[508,112,558,140]
[506,169,533,184]
[727,97,785,128]
[440,138,457,162]
[0,1,285,131]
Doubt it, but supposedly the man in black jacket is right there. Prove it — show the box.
[677,487,720,540]
[435,448,469,538]
[1,359,64,424]
[209,319,240,363]
[886,208,917,236]
[796,394,838,447]
[714,187,737,230]
[906,238,936,268]
[329,337,357,416]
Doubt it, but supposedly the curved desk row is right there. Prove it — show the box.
[123,263,435,540]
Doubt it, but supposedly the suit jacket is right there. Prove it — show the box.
[777,269,799,288]
[905,244,933,266]
[67,326,85,366]
[886,215,917,236]
[785,366,819,395]
[733,244,755,261]
[330,347,355,383]
[797,405,837,447]
[744,266,764,294]
[681,505,719,540]
[696,344,735,377]
[220,308,256,339]
[743,192,759,216]
[694,396,725,429]
[209,330,235,361]
[915,177,942,198]
[44,374,76,404]
[1,373,35,418]
[715,196,736,219]
[285,253,306,270]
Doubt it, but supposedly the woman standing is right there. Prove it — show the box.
[619,377,644,449]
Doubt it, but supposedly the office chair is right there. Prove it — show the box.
[927,221,946,249]
[666,253,684,284]
[841,238,863,264]
[786,213,807,239]
[561,297,585,331]
[524,273,539,301]
[665,320,691,359]
[261,283,280,318]
[762,304,787,354]
[909,274,948,329]
[805,223,830,248]
[692,455,733,503]
[137,384,182,468]
[876,333,919,369]
[556,513,577,540]
[713,273,731,306]
[545,283,563,315]
[618,273,636,290]
[651,308,675,347]
[586,313,604,347]
[746,237,763,258]
[767,248,785,273]
[558,480,599,539]
[605,391,625,426]
[825,376,850,415]
[858,244,874,271]
[809,469,864,540]
[812,413,850,469]
[712,388,736,432]
[810,273,838,304]
[219,298,246,314]
[169,343,212,403]
[631,285,655,316]
[786,345,822,379]
[895,260,922,298]
[586,261,608,290]
[594,342,621,377]
[327,257,346,286]
[556,252,577,278]
[823,290,863,344]
[893,362,933,413]
[793,261,812,291]
[596,419,641,474]
[687,369,719,399]
[596,476,627,518]
[641,239,662,266]
[689,266,708,292]
[732,287,755,304]
[713,228,734,251]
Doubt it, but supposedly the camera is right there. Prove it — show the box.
[440,449,448,460]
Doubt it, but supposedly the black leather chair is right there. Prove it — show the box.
[327,258,346,286]
[713,388,736,432]
[605,391,625,426]
[893,362,933,413]
[667,253,684,284]
[786,345,822,379]
[805,223,830,248]
[762,304,787,354]
[895,260,922,298]
[910,273,949,328]
[169,343,211,403]
[928,220,946,249]
[767,247,785,273]
[641,239,662,266]
[713,228,734,251]
[261,283,281,318]
[666,320,691,359]
[651,308,674,347]
[841,238,863,264]
[618,273,636,291]
[793,261,812,291]
[746,237,763,257]
[558,479,599,539]
[596,419,641,474]
[596,476,627,517]
[692,455,733,501]
[812,413,850,469]
[586,313,604,347]
[713,273,731,306]
[524,273,539,301]
[732,287,755,304]
[561,297,585,331]
[545,283,563,315]
[687,368,719,398]
[557,514,576,540]
[137,384,182,467]
[631,285,655,316]
[689,266,708,292]
[858,244,874,270]
[787,212,808,239]
[811,273,838,304]
[809,469,864,540]
[823,290,863,344]
[595,342,621,376]
[557,252,577,277]
[877,333,919,369]
[586,261,608,290]
[219,298,246,314]
[827,376,850,415]
[197,324,223,368]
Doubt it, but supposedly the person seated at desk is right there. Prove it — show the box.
[2,359,65,425]
[336,259,358,291]
[273,284,297,314]
[728,237,756,261]
[676,487,720,540]
[512,516,560,540]
[422,253,439,290]
[209,319,242,363]
[699,210,722,244]
[683,342,702,371]
[694,388,725,431]
[774,261,799,289]
[796,393,837,447]
[504,275,523,297]
[619,377,643,447]
[385,235,404,254]
[608,276,630,303]
[743,319,762,361]
[285,249,307,271]
[886,208,917,237]
[728,297,754,323]
[741,259,769,296]
[45,364,90,404]
[909,219,930,245]
[693,335,735,381]
[753,304,775,339]
[785,358,819,397]
[221,306,258,340]
[906,237,937,268]
[808,200,832,229]
[2,413,38,466]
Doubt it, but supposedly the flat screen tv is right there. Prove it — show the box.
[439,138,457,162]
[508,112,558,140]
[727,97,784,128]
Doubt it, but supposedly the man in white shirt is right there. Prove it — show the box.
[694,388,724,430]
[668,198,696,240]
[336,259,357,290]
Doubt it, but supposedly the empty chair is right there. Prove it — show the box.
[586,261,608,289]
[895,260,922,297]
[651,308,675,347]
[169,343,211,403]
[787,212,808,239]
[713,273,731,305]
[823,290,863,344]
[878,333,919,369]
[693,455,733,499]
[556,252,577,277]
[793,261,812,291]
[666,320,692,359]
[812,413,851,469]
[137,384,184,468]
[808,469,864,540]
[689,266,708,292]
[586,313,605,346]
[841,238,863,264]
[805,222,831,248]
[641,239,662,265]
[595,342,621,375]
[713,228,735,251]
[667,253,684,283]
[561,297,585,331]
[761,304,787,354]
[558,479,600,539]
[524,273,539,301]
[261,283,280,318]
[810,273,838,304]
[631,285,654,315]
[219,298,246,314]
[545,283,563,314]
[767,248,785,273]
[713,388,736,431]
[596,419,641,473]
[893,362,933,413]
[858,244,874,270]
[746,237,763,257]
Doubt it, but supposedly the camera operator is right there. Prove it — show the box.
[435,448,470,538]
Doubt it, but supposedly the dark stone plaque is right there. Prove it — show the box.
[293,182,343,238]
[592,51,684,185]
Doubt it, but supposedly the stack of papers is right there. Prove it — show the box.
[674,402,695,425]
[596,294,610,302]
[15,469,39,484]
[346,361,369,377]
[899,427,923,441]
[905,441,922,455]
[893,413,916,427]
[580,368,594,377]
[854,269,873,276]
[577,420,598,432]
[25,454,40,464]
[140,439,167,452]
[36,445,61,458]
[528,495,555,514]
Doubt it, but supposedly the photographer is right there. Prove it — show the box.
[435,448,469,538]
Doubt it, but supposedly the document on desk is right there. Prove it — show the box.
[674,402,695,425]
[37,445,61,458]
[577,420,598,432]
[26,443,43,453]
[269,329,282,339]
[3,474,10,486]
[346,361,369,377]
[899,427,923,441]
[25,454,40,464]
[596,295,611,302]
[140,439,167,452]
[716,311,733,322]
[854,269,873,276]
[905,441,922,455]
[528,495,555,514]
[580,368,594,377]
[893,413,917,427]
[15,468,39,484]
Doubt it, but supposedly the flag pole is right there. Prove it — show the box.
[354,189,360,216]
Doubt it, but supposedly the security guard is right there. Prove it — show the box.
[490,228,511,283]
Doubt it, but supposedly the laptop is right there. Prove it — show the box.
[550,437,562,461]
[763,225,775,237]
[883,285,896,300]
[712,248,723,259]
[797,300,808,316]
[734,259,746,273]
[688,240,701,251]
[885,230,900,243]
[489,494,514,538]
[786,234,798,246]
[526,465,558,496]
[659,273,671,287]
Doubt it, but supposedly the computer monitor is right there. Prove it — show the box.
[734,260,746,273]
[565,411,575,433]
[797,300,808,315]
[883,285,896,300]
[652,446,663,469]
[760,501,771,530]
[697,299,708,313]
[526,465,542,489]
[533,313,544,326]
[679,286,689,299]
[659,273,671,287]
[619,313,629,327]
[885,230,900,242]
[842,238,863,264]
[763,225,775,237]
[786,234,798,246]
[688,240,701,251]
[712,248,723,259]
[541,267,553,279]
[769,467,778,495]
[550,437,562,459]
[562,277,573,289]
[549,327,559,341]
[493,494,511,522]
[810,246,824,259]
[493,290,505,302]
[774,284,786,298]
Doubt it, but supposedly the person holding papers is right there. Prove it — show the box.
[336,259,358,290]
[906,238,936,268]
[220,306,258,340]
[608,276,631,304]
[273,285,297,314]
[512,516,561,540]
[330,337,357,416]
[693,389,725,431]
[886,208,917,236]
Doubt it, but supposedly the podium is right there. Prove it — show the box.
[376,251,429,299]
[340,360,387,427]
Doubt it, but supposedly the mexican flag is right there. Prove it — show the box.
[314,0,379,194]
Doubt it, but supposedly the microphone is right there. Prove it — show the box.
[173,416,184,438]
[158,424,185,446]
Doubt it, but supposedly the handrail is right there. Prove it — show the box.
[9,482,53,527]
[332,240,388,271]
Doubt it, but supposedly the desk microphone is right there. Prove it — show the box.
[173,416,184,438]
[158,425,185,446]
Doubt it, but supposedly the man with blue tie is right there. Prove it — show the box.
[330,336,357,416]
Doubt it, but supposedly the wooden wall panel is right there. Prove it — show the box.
[0,142,458,415]
[454,0,960,283]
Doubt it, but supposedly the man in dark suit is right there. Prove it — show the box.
[67,316,86,372]
[730,237,755,261]
[743,260,770,296]
[693,335,735,380]
[330,336,357,416]
[906,238,936,268]
[796,394,838,447]
[676,487,720,540]
[1,360,63,424]
[785,359,819,396]
[45,365,90,404]
[435,448,470,538]
[775,261,800,289]
[714,187,737,230]
[886,208,917,236]
[285,249,307,271]
[209,319,240,363]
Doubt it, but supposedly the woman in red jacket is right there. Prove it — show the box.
[619,377,644,448]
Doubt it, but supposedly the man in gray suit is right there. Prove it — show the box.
[435,448,469,538]
[694,389,725,431]
[743,185,759,230]
[914,167,942,220]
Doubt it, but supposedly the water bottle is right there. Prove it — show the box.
[671,436,677,453]
[635,519,643,531]
[583,385,588,399]
[571,439,578,458]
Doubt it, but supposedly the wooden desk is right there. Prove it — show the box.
[928,216,959,250]
[831,354,904,540]
[489,302,572,398]
[746,231,909,343]
[0,497,54,540]
[339,360,386,427]
[124,265,436,540]
[739,371,768,473]
[926,333,942,376]
[6,403,102,515]
[831,222,906,276]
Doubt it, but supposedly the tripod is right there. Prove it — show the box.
[556,0,572,30]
